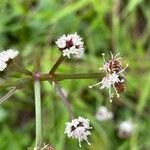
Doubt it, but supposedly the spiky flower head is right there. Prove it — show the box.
[64,116,92,147]
[55,33,84,58]
[89,52,128,102]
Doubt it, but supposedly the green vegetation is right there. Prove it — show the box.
[0,0,150,150]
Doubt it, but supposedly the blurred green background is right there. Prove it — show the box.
[0,0,150,150]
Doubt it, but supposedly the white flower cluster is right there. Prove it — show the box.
[89,52,128,102]
[0,49,19,71]
[90,72,123,90]
[55,33,84,58]
[64,116,92,147]
[95,106,113,121]
[118,120,134,138]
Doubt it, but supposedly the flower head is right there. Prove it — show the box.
[0,49,19,71]
[64,116,92,147]
[118,120,134,138]
[100,52,122,73]
[55,33,84,58]
[89,52,128,102]
[95,106,113,121]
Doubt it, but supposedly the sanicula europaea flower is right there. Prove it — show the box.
[0,33,130,149]
[89,52,128,102]
[64,116,92,147]
[95,106,113,121]
[55,32,84,58]
[0,49,19,71]
[118,120,134,138]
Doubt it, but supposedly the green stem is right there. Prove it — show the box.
[34,80,42,149]
[0,77,32,89]
[34,50,42,72]
[39,73,100,81]
[12,62,33,76]
[55,73,100,80]
[49,55,65,74]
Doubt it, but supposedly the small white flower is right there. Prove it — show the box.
[55,33,84,58]
[64,116,92,147]
[95,106,113,121]
[100,76,112,89]
[118,120,134,138]
[89,52,128,102]
[0,49,19,71]
[100,72,121,89]
[108,72,121,84]
[89,72,122,102]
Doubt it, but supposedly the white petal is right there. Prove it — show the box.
[6,49,19,59]
[0,60,7,71]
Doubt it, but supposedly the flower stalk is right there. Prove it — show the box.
[0,77,32,89]
[52,80,74,119]
[34,79,42,149]
[12,61,33,76]
[38,73,100,81]
[55,73,100,81]
[49,55,65,74]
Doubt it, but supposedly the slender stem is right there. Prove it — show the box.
[49,55,65,74]
[55,73,100,81]
[52,80,74,119]
[0,77,32,89]
[33,50,43,73]
[39,73,100,81]
[34,80,42,149]
[0,86,19,104]
[12,62,33,76]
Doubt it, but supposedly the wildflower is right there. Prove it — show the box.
[64,116,92,147]
[0,49,19,71]
[100,52,123,73]
[118,120,134,138]
[89,52,128,102]
[55,33,84,58]
[89,71,125,102]
[95,106,113,121]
